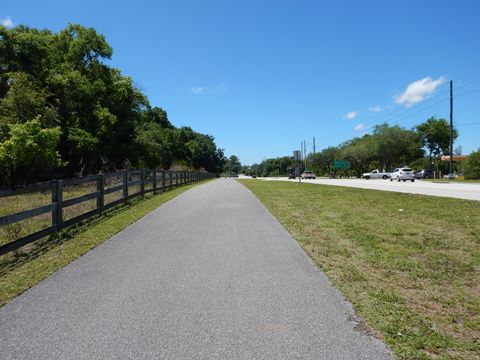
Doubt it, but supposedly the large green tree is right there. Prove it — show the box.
[224,155,242,175]
[416,117,458,163]
[0,24,225,185]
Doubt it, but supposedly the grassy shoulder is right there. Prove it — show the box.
[239,179,480,360]
[0,181,210,307]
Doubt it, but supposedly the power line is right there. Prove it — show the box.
[307,71,480,152]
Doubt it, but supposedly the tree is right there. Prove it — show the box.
[416,117,458,163]
[224,155,242,175]
[0,23,226,183]
[0,118,62,185]
[464,149,480,180]
[371,123,423,171]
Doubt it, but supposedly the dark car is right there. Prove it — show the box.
[288,172,296,179]
[415,169,434,179]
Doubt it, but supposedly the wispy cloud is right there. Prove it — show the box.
[190,83,227,95]
[344,111,358,120]
[394,76,446,107]
[190,86,206,95]
[368,105,383,112]
[1,16,14,28]
[354,123,365,131]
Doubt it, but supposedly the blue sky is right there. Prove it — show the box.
[2,0,479,165]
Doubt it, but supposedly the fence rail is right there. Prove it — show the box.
[0,169,213,256]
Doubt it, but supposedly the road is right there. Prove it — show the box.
[0,179,393,359]
[257,177,480,201]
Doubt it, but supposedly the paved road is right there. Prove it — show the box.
[258,177,480,201]
[0,179,393,359]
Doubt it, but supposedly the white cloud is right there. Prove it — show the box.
[368,105,383,112]
[190,86,206,95]
[190,83,227,95]
[344,111,358,120]
[1,16,14,28]
[394,76,446,107]
[354,123,365,131]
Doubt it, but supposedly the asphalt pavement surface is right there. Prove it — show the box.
[0,179,393,359]
[258,176,480,201]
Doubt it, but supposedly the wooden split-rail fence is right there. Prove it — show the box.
[0,169,213,256]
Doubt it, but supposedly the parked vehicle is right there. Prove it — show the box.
[288,172,296,179]
[301,171,316,179]
[414,169,434,179]
[362,169,391,180]
[390,167,415,182]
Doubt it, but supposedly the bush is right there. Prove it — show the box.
[464,149,480,180]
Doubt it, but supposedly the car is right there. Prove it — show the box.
[301,171,316,179]
[288,172,296,179]
[414,169,434,179]
[251,174,257,178]
[390,167,415,182]
[362,169,391,179]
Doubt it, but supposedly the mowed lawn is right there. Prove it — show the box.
[239,180,480,359]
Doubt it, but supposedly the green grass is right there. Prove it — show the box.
[0,180,209,307]
[239,179,480,360]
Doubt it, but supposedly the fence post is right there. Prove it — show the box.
[153,169,157,192]
[97,174,104,211]
[140,169,145,195]
[169,171,173,190]
[52,180,63,230]
[162,170,166,192]
[123,170,129,201]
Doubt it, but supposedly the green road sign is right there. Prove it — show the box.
[333,160,349,169]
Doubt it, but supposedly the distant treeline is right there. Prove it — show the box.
[0,24,225,186]
[244,121,480,179]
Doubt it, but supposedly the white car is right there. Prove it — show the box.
[390,167,415,182]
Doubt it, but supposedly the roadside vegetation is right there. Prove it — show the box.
[240,180,480,359]
[0,180,209,306]
[0,24,225,187]
[242,120,480,180]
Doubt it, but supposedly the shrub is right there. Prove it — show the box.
[464,149,480,180]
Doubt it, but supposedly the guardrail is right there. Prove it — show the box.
[0,169,213,256]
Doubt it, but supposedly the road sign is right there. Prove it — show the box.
[293,150,301,161]
[333,160,349,169]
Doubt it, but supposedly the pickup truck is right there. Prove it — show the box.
[362,170,390,180]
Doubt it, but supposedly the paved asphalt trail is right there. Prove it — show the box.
[1,179,393,359]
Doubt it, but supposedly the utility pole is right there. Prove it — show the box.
[303,140,307,169]
[313,137,316,155]
[300,141,304,172]
[449,80,454,176]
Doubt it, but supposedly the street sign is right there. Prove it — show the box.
[293,150,301,161]
[333,160,349,169]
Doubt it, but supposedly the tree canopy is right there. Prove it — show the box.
[0,24,225,185]
[243,119,469,178]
